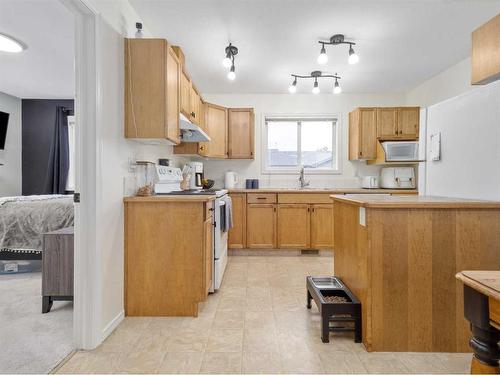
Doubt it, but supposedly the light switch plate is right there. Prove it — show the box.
[359,207,366,226]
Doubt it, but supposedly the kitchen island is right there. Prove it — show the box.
[124,195,215,316]
[331,194,500,352]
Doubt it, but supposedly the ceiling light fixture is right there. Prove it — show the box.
[288,71,341,95]
[0,32,25,53]
[317,34,358,65]
[223,43,238,80]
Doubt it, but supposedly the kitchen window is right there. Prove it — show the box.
[263,116,339,174]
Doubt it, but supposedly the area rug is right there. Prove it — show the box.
[0,272,73,374]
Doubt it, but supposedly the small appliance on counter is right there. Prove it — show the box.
[224,171,238,189]
[186,162,204,190]
[361,176,380,189]
[154,166,183,193]
[381,141,419,162]
[380,167,416,189]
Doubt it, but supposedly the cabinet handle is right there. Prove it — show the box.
[191,112,196,118]
[257,197,266,200]
[274,207,276,212]
[199,146,205,151]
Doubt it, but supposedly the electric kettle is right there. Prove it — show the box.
[224,171,238,189]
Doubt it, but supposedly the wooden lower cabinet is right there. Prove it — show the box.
[310,204,334,249]
[228,193,246,248]
[277,204,310,248]
[203,216,213,297]
[246,204,276,248]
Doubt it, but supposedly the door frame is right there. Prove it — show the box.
[60,0,102,350]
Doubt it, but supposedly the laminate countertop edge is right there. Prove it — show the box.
[228,188,418,194]
[330,194,500,209]
[124,195,216,203]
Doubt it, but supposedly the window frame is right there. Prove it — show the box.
[261,114,342,175]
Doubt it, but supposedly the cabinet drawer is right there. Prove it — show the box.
[247,193,277,204]
[278,193,332,204]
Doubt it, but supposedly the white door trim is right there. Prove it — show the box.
[60,0,102,350]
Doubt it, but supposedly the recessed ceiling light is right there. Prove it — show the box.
[0,33,25,53]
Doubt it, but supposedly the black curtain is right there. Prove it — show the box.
[45,106,73,194]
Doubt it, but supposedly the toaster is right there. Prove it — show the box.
[380,167,415,189]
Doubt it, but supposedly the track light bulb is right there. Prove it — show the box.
[333,79,342,94]
[312,81,320,94]
[317,45,328,65]
[288,78,297,93]
[348,45,359,64]
[227,65,236,80]
[222,55,232,68]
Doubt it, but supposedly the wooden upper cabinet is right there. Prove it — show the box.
[246,204,276,249]
[228,108,254,159]
[180,70,191,119]
[125,38,180,143]
[349,108,377,160]
[310,204,333,250]
[189,86,201,124]
[376,108,398,138]
[397,107,419,138]
[277,204,310,249]
[199,102,227,158]
[471,14,500,85]
[228,193,246,249]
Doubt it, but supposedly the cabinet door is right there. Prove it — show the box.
[180,70,191,118]
[165,46,180,144]
[198,99,206,133]
[203,217,213,297]
[200,102,227,158]
[310,204,333,249]
[359,108,377,159]
[349,108,376,160]
[228,194,246,249]
[277,204,310,249]
[189,86,200,124]
[228,108,254,159]
[246,204,276,249]
[397,107,420,139]
[376,108,398,138]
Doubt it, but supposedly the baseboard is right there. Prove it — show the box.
[228,248,333,257]
[101,310,124,341]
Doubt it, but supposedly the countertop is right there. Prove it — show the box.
[124,195,216,203]
[456,271,500,301]
[330,194,500,209]
[228,188,418,194]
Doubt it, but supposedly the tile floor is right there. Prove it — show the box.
[57,255,471,374]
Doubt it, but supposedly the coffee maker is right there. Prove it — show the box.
[187,162,203,190]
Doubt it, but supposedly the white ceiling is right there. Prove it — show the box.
[0,0,74,99]
[130,0,500,94]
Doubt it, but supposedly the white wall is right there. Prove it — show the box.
[0,91,22,196]
[201,93,407,188]
[94,14,188,336]
[406,58,473,107]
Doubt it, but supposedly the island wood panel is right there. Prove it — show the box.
[228,193,246,249]
[277,204,310,248]
[365,207,500,352]
[125,202,205,316]
[333,203,371,349]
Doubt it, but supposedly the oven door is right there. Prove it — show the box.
[213,197,228,291]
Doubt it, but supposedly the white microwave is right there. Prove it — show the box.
[381,141,419,162]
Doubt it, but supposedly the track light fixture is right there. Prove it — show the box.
[317,34,358,65]
[222,43,238,80]
[288,71,342,94]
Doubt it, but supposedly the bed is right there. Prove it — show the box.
[0,195,74,261]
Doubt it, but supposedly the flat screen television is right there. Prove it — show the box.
[0,111,9,150]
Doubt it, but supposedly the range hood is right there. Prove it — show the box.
[179,113,211,142]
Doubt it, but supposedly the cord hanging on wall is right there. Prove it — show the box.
[317,34,358,65]
[222,43,238,80]
[288,71,342,94]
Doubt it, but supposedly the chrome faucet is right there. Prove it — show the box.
[299,166,310,189]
